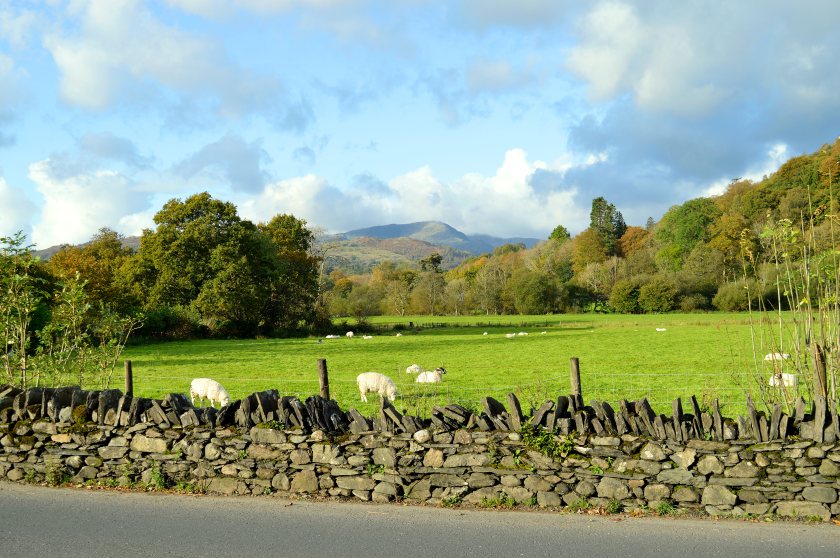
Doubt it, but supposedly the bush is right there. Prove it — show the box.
[137,305,203,340]
[638,276,677,313]
[609,278,642,313]
[712,282,752,311]
[678,293,709,312]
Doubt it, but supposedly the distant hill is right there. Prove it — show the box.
[33,236,141,261]
[33,221,541,275]
[343,221,541,256]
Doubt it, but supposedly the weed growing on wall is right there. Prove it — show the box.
[520,423,574,459]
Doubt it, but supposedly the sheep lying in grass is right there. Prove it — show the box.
[406,364,422,374]
[356,372,398,402]
[769,372,798,388]
[189,378,230,409]
[415,367,446,384]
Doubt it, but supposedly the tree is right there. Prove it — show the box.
[590,196,626,255]
[609,277,643,314]
[571,228,608,275]
[132,193,279,335]
[638,275,678,313]
[258,214,320,331]
[47,228,137,314]
[510,270,556,314]
[549,224,570,242]
[0,232,47,387]
[654,198,721,272]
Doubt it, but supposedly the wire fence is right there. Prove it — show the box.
[118,367,765,417]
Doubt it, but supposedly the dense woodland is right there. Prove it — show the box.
[2,137,840,351]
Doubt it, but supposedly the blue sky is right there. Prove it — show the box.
[1,1,840,248]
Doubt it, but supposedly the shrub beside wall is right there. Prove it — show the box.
[2,397,840,521]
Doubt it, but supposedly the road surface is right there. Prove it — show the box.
[1,482,838,557]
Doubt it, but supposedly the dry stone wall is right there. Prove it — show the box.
[2,384,840,521]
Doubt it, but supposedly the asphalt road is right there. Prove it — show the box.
[1,482,839,558]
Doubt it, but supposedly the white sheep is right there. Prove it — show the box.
[769,372,798,388]
[362,335,373,339]
[325,334,340,339]
[189,378,230,409]
[406,364,422,374]
[346,331,354,338]
[517,332,529,336]
[356,372,398,402]
[415,367,446,384]
[505,333,516,339]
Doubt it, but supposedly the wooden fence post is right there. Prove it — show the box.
[570,357,582,407]
[812,343,827,399]
[318,358,330,400]
[124,360,133,397]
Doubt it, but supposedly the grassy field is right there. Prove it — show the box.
[118,312,795,417]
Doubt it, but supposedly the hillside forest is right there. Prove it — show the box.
[2,137,840,361]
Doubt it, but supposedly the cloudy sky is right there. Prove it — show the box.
[1,1,839,248]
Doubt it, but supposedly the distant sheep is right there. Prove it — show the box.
[356,372,398,402]
[416,367,446,384]
[346,331,354,338]
[505,333,516,339]
[655,328,667,332]
[517,332,528,336]
[362,335,373,340]
[325,334,340,339]
[764,352,791,362]
[190,378,230,409]
[406,364,423,374]
[396,333,403,337]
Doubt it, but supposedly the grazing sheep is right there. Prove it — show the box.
[540,331,547,335]
[416,367,446,384]
[325,334,340,339]
[189,378,230,409]
[483,332,488,336]
[655,328,667,332]
[406,364,422,374]
[505,333,516,338]
[356,372,398,402]
[764,352,791,362]
[517,332,529,336]
[346,331,354,338]
[396,333,403,337]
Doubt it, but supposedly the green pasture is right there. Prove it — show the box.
[119,312,801,417]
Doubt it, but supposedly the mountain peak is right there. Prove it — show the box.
[344,221,469,245]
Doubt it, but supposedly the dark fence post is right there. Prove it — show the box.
[124,360,133,397]
[812,343,827,398]
[318,358,330,400]
[570,357,582,407]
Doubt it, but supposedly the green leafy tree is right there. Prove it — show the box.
[590,196,626,255]
[638,275,678,313]
[131,192,279,335]
[0,232,48,387]
[654,198,721,271]
[609,278,643,314]
[549,224,570,242]
[510,270,557,314]
[258,214,320,331]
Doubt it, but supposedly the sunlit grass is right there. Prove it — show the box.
[119,312,781,416]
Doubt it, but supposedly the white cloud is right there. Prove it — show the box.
[44,0,280,115]
[0,176,36,238]
[241,148,588,237]
[28,159,150,247]
[166,0,359,18]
